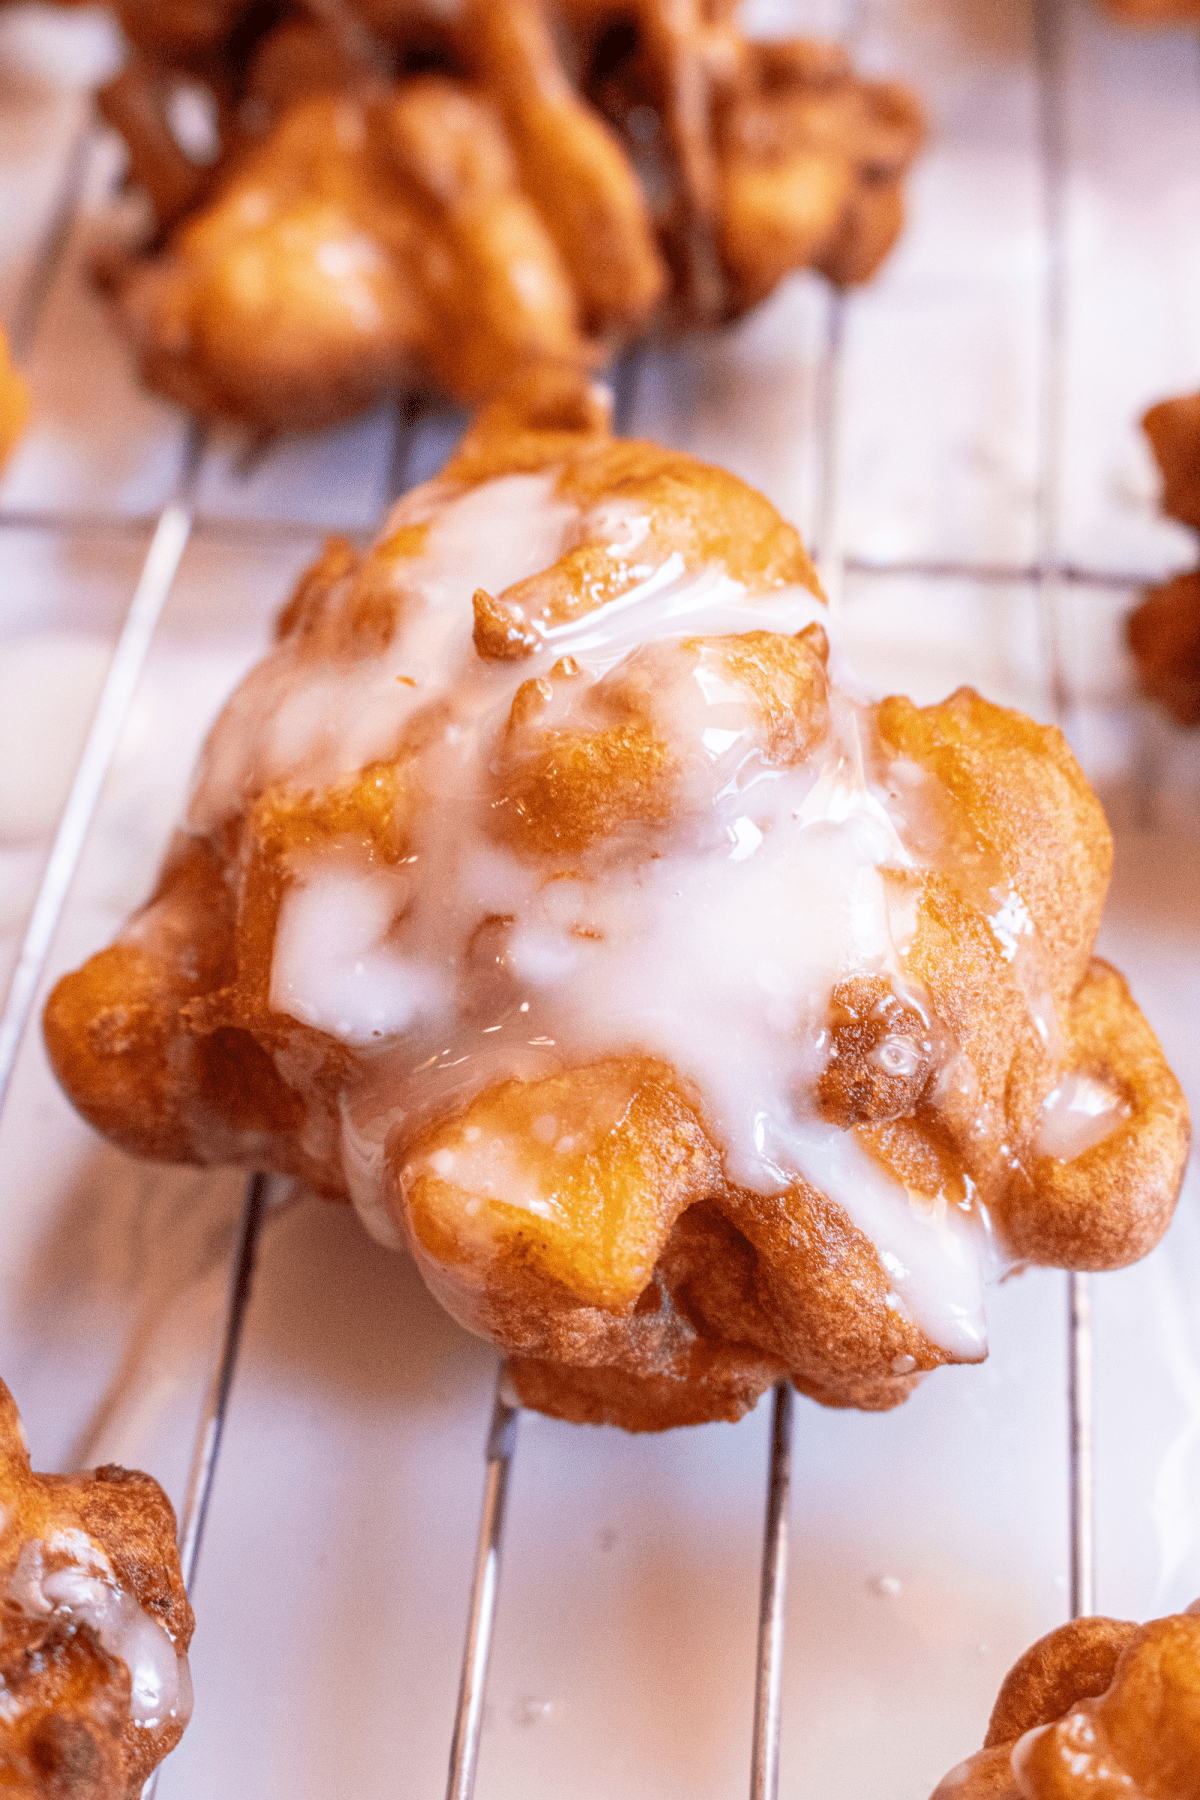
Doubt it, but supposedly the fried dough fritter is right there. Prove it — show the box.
[1129,390,1200,725]
[930,1607,1200,1798]
[0,327,28,469]
[94,0,923,433]
[0,1380,193,1798]
[44,367,1188,1432]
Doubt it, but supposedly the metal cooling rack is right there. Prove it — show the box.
[0,0,1194,1790]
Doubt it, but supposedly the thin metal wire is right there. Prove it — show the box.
[140,1172,271,1800]
[386,390,426,505]
[610,349,645,438]
[445,1369,520,1800]
[1068,1271,1095,1619]
[1032,0,1070,723]
[750,1381,795,1800]
[811,294,848,613]
[0,500,1167,596]
[0,425,204,1124]
[843,555,1156,592]
[1033,0,1098,1627]
[0,506,360,548]
[176,1173,271,1589]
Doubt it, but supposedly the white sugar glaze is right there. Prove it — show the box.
[5,1530,192,1733]
[184,467,1071,1359]
[1035,1070,1129,1162]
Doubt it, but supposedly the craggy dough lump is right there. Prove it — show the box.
[0,1381,193,1798]
[45,368,1190,1431]
[95,0,924,432]
[1129,391,1200,727]
[931,1605,1200,1798]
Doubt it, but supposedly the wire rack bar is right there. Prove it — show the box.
[0,428,203,1122]
[811,294,847,608]
[0,499,1167,596]
[445,1370,520,1800]
[750,1381,795,1800]
[610,350,643,437]
[1068,1271,1095,1619]
[176,1172,272,1591]
[1033,0,1070,722]
[140,1171,271,1800]
[1033,0,1100,1625]
[386,391,427,503]
[844,556,1157,592]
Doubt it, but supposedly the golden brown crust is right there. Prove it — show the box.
[509,1338,785,1430]
[0,1381,193,1798]
[935,1609,1200,1798]
[43,367,1189,1433]
[930,1744,1019,1800]
[1011,958,1191,1269]
[93,1,923,432]
[983,1616,1140,1746]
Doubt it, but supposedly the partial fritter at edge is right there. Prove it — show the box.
[1129,389,1200,727]
[931,1603,1200,1797]
[94,0,924,434]
[44,366,1189,1431]
[0,1381,193,1798]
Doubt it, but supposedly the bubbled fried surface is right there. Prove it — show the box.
[0,1381,193,1799]
[94,0,923,434]
[931,1610,1200,1799]
[44,367,1189,1432]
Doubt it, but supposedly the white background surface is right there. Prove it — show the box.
[0,0,1199,1794]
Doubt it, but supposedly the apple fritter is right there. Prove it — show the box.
[931,1606,1200,1799]
[45,366,1189,1432]
[0,1380,193,1798]
[93,0,923,433]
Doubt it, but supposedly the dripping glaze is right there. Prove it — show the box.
[3,1530,192,1733]
[189,468,1076,1359]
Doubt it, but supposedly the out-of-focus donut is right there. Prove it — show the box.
[93,0,924,433]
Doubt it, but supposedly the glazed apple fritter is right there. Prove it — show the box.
[0,1380,193,1799]
[931,1605,1200,1798]
[44,367,1189,1431]
[94,0,924,432]
[1128,390,1200,727]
